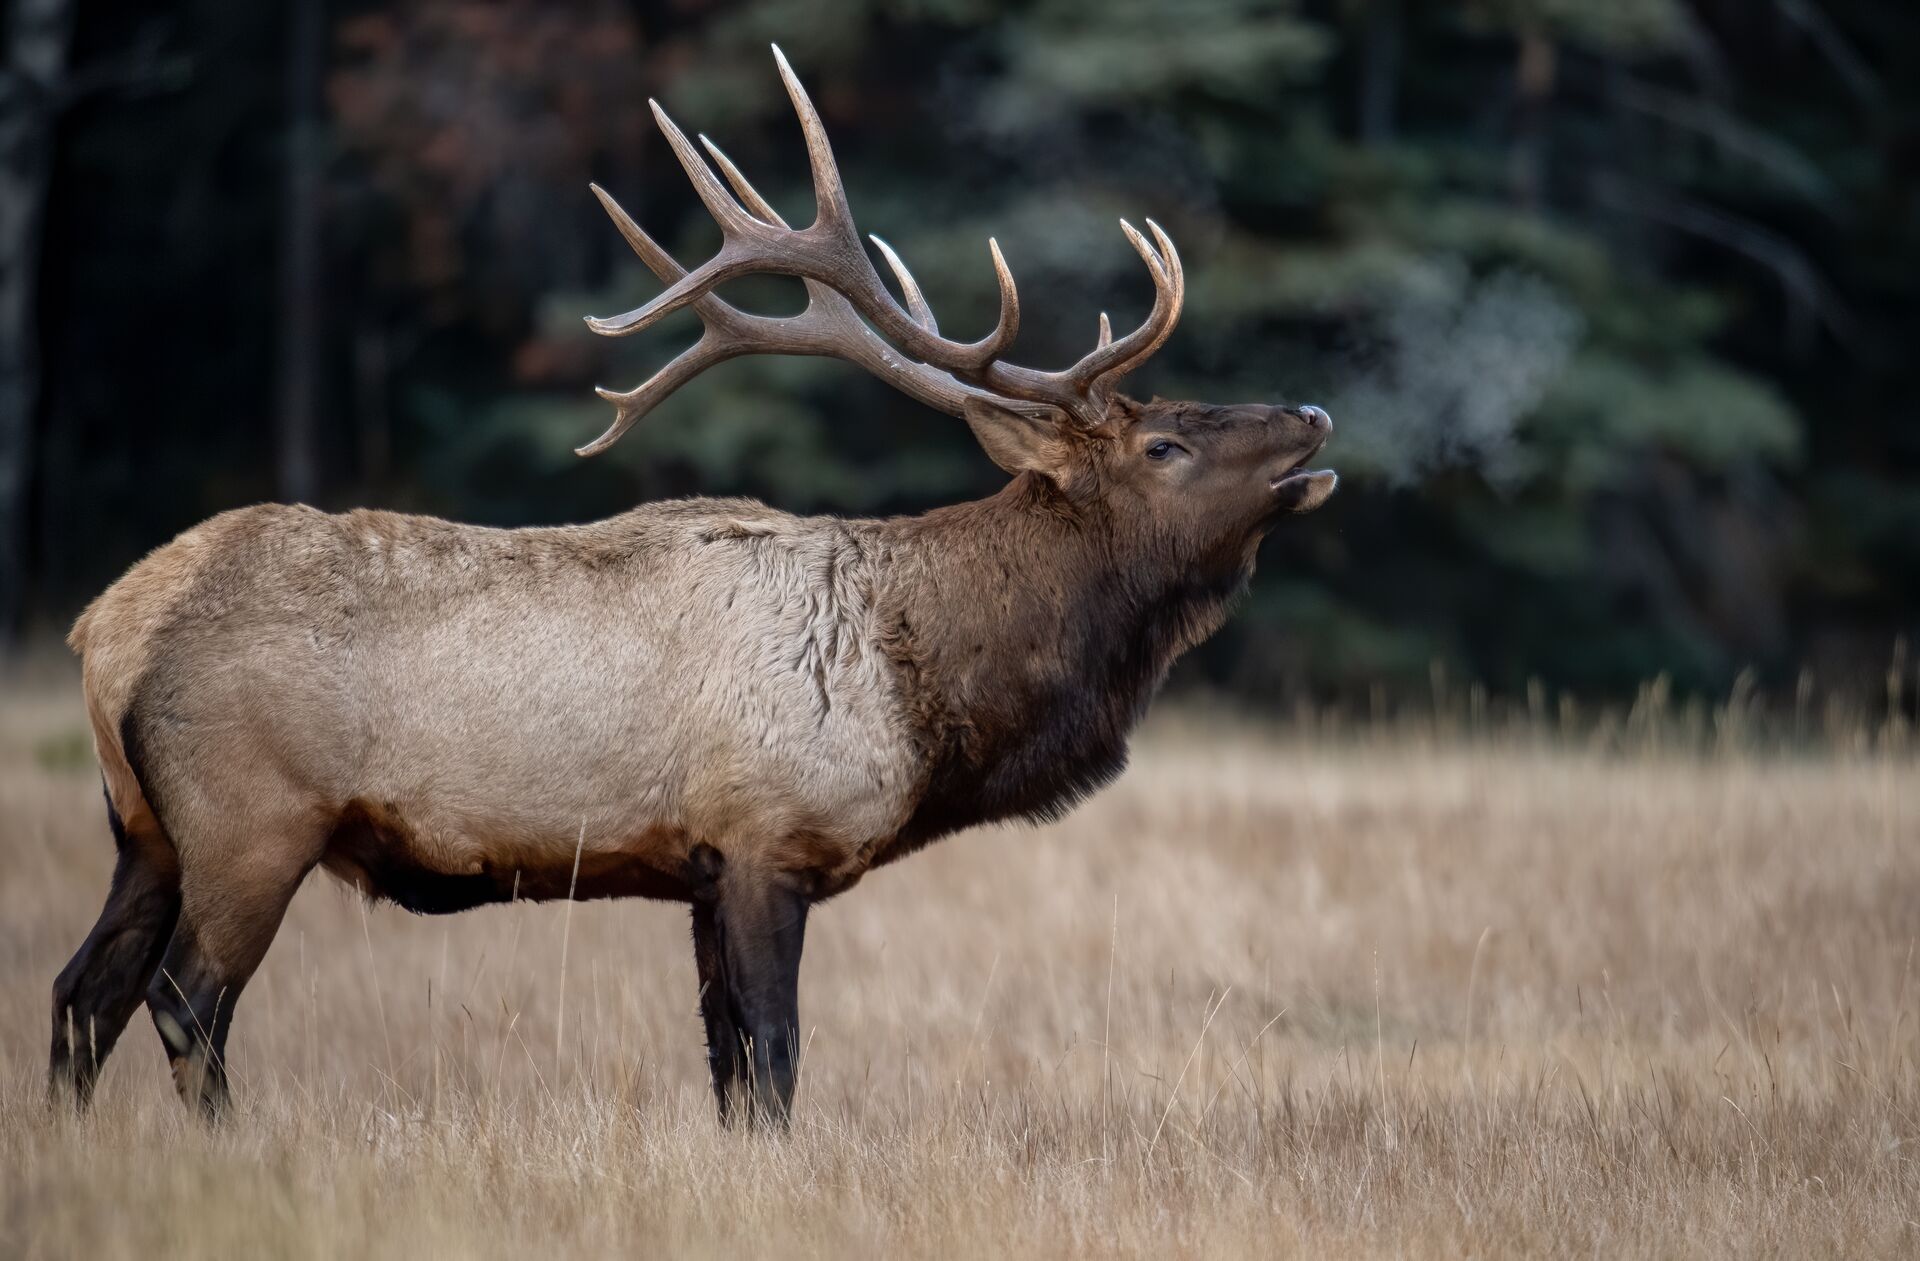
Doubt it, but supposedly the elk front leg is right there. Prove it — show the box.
[689,901,745,1120]
[687,856,808,1129]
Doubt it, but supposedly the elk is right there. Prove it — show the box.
[49,47,1335,1127]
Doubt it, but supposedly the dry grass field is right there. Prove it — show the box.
[2,660,1917,1258]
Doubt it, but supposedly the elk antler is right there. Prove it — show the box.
[581,45,1185,453]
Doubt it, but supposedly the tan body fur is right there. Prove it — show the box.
[74,499,933,909]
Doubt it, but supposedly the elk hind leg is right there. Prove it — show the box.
[146,831,317,1119]
[48,790,181,1108]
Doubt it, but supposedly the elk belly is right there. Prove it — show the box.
[319,800,695,913]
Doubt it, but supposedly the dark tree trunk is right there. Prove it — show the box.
[1511,26,1556,210]
[0,0,75,650]
[276,0,325,504]
[1358,0,1401,146]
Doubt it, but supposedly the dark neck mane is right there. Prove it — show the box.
[872,474,1249,849]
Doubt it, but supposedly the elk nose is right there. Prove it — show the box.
[1296,404,1331,432]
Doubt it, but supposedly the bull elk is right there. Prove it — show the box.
[49,47,1335,1127]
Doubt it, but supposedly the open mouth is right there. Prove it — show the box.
[1270,465,1330,489]
[1268,439,1330,491]
[1268,441,1337,513]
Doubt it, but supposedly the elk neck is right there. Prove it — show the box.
[870,472,1254,851]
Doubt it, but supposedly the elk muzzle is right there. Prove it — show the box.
[1266,403,1337,514]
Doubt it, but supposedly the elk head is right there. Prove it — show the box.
[582,46,1335,577]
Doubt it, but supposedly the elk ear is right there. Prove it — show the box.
[962,398,1072,481]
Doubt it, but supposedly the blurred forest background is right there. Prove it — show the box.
[2,0,1916,706]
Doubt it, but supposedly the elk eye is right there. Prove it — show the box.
[1145,440,1176,461]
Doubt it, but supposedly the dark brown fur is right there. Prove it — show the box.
[876,400,1331,855]
[320,804,697,913]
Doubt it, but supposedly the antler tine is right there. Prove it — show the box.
[700,135,787,228]
[1097,312,1112,348]
[583,238,756,338]
[869,236,938,334]
[650,101,765,238]
[1083,219,1173,376]
[589,183,682,285]
[982,238,1017,348]
[1100,218,1184,381]
[771,44,853,230]
[581,340,736,457]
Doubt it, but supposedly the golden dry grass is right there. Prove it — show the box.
[2,662,1918,1258]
